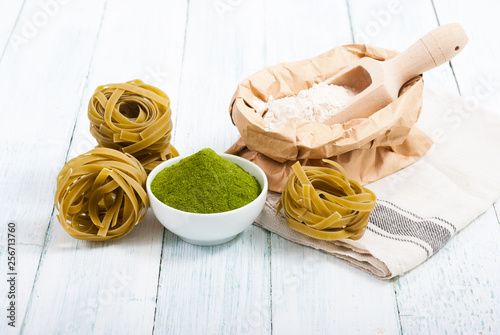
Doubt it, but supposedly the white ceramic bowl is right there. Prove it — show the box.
[146,153,268,246]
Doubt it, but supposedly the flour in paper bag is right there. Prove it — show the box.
[257,82,356,129]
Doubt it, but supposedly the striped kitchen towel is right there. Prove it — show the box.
[255,87,500,279]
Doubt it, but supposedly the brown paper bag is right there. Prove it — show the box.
[227,44,433,192]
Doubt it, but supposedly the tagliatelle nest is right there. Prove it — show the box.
[54,148,149,241]
[277,160,376,240]
[88,79,178,173]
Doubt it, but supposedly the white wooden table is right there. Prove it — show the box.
[1,0,499,334]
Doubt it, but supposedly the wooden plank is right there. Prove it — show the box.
[265,0,353,66]
[271,236,401,334]
[391,2,500,333]
[171,0,267,154]
[0,0,108,244]
[347,0,458,92]
[396,207,500,334]
[152,0,271,334]
[0,244,41,335]
[22,211,163,335]
[432,0,500,113]
[495,200,500,223]
[17,0,188,334]
[0,0,24,56]
[264,0,400,333]
[0,1,107,334]
[155,228,271,335]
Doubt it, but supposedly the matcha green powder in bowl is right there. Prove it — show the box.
[146,148,268,246]
[151,148,261,213]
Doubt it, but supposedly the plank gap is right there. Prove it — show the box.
[60,0,110,165]
[392,279,404,335]
[152,225,167,334]
[493,203,500,224]
[344,0,356,44]
[430,0,462,94]
[269,231,273,335]
[172,0,191,141]
[429,0,441,25]
[19,207,56,334]
[0,0,27,65]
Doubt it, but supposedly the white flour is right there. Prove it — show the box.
[257,82,356,129]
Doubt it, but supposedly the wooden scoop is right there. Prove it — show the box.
[324,23,468,125]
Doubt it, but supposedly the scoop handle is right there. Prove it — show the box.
[387,23,468,87]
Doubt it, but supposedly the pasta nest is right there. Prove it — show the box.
[88,79,178,173]
[277,160,376,240]
[55,148,149,241]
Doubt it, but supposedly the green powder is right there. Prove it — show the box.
[151,148,261,213]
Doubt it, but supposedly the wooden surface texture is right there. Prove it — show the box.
[0,0,499,334]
